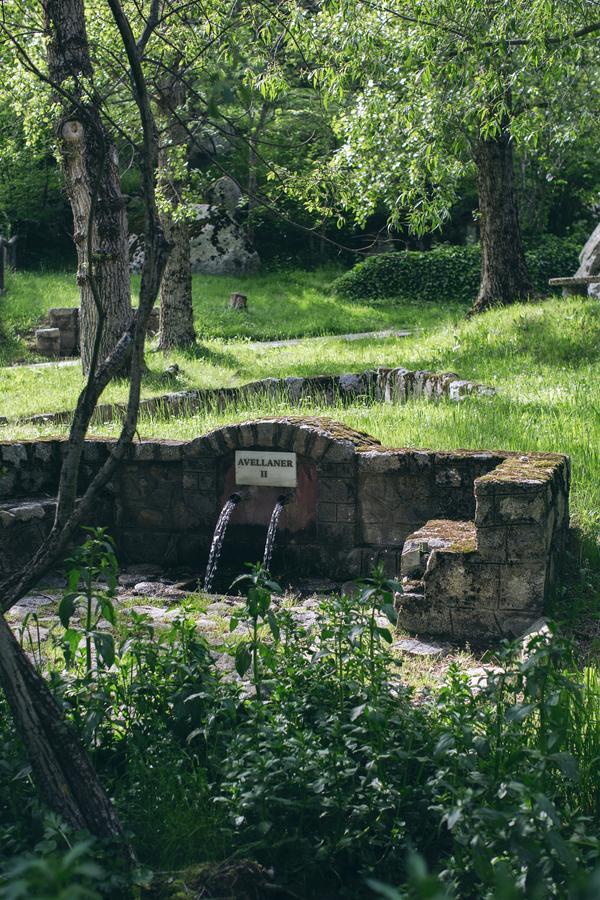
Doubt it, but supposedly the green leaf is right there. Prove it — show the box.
[235,642,251,677]
[506,702,535,723]
[267,610,280,642]
[350,703,366,721]
[94,632,115,668]
[381,603,398,625]
[446,807,462,830]
[58,593,78,628]
[547,752,579,780]
[99,596,116,626]
[62,627,81,662]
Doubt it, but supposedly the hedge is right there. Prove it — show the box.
[331,236,582,303]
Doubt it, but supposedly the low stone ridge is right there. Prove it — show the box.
[0,418,569,643]
[10,366,494,428]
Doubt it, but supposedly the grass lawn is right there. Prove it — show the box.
[2,291,599,553]
[1,276,598,643]
[0,266,462,367]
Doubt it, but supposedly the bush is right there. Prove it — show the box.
[3,560,599,898]
[331,236,582,303]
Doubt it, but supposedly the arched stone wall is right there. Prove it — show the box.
[0,417,569,640]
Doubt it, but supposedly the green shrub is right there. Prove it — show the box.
[331,237,581,302]
[3,558,599,898]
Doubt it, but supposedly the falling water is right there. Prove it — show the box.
[262,496,287,572]
[203,494,242,593]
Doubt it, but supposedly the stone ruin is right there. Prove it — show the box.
[34,307,160,358]
[129,177,260,277]
[576,222,600,298]
[0,417,569,643]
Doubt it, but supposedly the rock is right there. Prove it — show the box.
[34,573,67,589]
[466,664,504,692]
[11,594,55,618]
[129,233,145,274]
[395,637,448,657]
[189,204,260,276]
[47,308,79,355]
[132,581,169,596]
[207,176,242,214]
[11,503,46,522]
[130,605,170,621]
[518,616,552,659]
[576,222,600,297]
[35,327,61,357]
[0,510,16,528]
[338,374,362,395]
[129,202,261,276]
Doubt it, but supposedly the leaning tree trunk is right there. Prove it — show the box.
[0,0,138,847]
[471,129,533,314]
[157,72,196,350]
[45,0,132,374]
[0,615,126,844]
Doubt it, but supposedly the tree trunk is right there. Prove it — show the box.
[44,0,132,374]
[157,72,196,351]
[158,215,195,350]
[0,614,126,844]
[0,0,139,847]
[471,130,533,314]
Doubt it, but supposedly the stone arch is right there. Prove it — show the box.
[180,418,382,582]
[184,416,381,462]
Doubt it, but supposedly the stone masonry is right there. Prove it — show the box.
[0,418,569,642]
[13,366,493,428]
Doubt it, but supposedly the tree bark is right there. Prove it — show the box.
[0,615,125,843]
[44,0,132,374]
[158,215,195,349]
[0,0,168,852]
[156,71,196,350]
[471,129,534,314]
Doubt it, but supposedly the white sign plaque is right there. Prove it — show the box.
[235,451,297,487]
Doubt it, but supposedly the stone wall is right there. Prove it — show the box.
[0,418,569,641]
[14,367,494,428]
[33,307,160,358]
[397,454,570,640]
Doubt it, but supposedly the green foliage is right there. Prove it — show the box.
[1,549,599,896]
[229,564,283,697]
[331,237,581,303]
[59,529,119,677]
[0,814,144,900]
[286,0,600,235]
[0,837,105,900]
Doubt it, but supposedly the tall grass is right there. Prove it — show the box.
[2,294,599,638]
[0,267,464,366]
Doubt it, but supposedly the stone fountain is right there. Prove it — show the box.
[0,416,570,641]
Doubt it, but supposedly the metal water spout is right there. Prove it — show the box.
[203,493,243,593]
[262,494,289,572]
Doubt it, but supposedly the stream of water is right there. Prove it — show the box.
[262,496,287,572]
[203,494,241,593]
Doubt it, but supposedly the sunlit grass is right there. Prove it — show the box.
[2,294,599,611]
[0,266,462,366]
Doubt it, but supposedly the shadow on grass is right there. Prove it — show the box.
[548,528,600,657]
